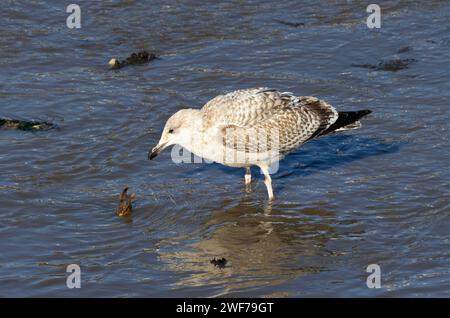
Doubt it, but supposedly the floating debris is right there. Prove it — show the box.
[109,51,157,70]
[210,257,227,269]
[352,58,416,72]
[117,187,136,217]
[376,58,417,71]
[0,118,54,131]
[273,19,305,27]
[397,46,412,54]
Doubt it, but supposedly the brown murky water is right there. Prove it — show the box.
[0,0,449,297]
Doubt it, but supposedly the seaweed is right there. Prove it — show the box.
[0,118,54,131]
[117,187,136,217]
[109,51,158,70]
[210,257,227,269]
[273,19,305,27]
[397,46,412,54]
[352,58,416,72]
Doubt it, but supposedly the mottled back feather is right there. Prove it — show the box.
[200,88,339,155]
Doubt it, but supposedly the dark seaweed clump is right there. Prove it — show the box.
[117,187,135,217]
[0,118,54,131]
[109,51,157,70]
[210,257,227,269]
[273,19,305,27]
[397,46,412,54]
[352,58,416,72]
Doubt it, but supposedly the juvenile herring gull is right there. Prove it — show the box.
[149,88,371,199]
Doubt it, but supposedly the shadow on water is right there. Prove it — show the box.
[155,196,361,296]
[277,134,402,180]
[196,134,402,182]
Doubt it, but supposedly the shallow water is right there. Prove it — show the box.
[0,0,449,297]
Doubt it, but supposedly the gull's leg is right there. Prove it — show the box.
[244,166,252,193]
[244,167,252,185]
[260,165,274,200]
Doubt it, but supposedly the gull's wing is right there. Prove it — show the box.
[206,89,339,155]
[201,88,291,128]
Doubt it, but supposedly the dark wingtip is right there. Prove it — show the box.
[353,109,372,122]
[148,151,158,160]
[318,109,372,137]
[360,109,372,116]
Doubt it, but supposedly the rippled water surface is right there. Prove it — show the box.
[1,0,449,297]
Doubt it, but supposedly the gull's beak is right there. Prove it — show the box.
[148,142,167,160]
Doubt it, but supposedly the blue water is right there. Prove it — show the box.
[0,0,449,297]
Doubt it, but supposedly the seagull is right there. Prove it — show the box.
[149,88,371,199]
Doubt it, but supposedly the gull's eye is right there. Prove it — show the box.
[168,129,174,134]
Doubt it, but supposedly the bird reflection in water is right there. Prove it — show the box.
[155,197,352,296]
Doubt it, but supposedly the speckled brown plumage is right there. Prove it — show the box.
[203,88,339,156]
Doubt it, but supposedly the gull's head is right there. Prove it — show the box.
[148,109,199,160]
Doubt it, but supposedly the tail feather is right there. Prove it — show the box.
[319,110,372,136]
